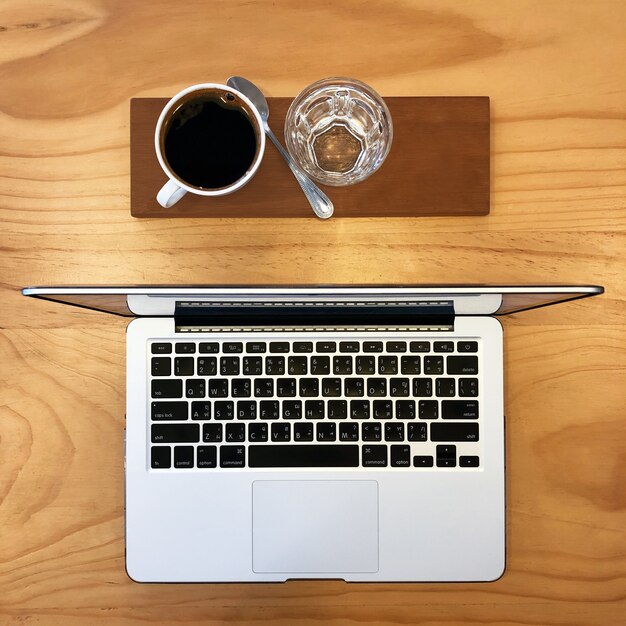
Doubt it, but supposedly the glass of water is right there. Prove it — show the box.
[284,77,393,186]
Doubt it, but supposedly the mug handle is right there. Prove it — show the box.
[157,179,187,208]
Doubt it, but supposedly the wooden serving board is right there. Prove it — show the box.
[130,97,490,218]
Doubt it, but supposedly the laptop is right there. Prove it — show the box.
[22,284,603,582]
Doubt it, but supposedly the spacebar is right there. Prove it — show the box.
[249,445,359,468]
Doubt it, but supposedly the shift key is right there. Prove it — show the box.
[151,423,199,443]
[431,422,479,442]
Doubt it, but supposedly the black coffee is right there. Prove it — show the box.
[163,94,257,189]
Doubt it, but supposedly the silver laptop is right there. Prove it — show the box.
[22,284,602,582]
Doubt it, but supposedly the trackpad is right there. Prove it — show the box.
[252,480,379,574]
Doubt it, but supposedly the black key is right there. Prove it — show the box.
[408,422,427,441]
[362,444,387,467]
[345,378,364,397]
[310,356,330,375]
[431,422,479,442]
[391,445,411,467]
[293,342,313,353]
[151,357,171,376]
[386,341,407,353]
[328,400,348,419]
[294,422,314,441]
[175,342,196,354]
[378,356,398,375]
[339,422,359,441]
[152,401,187,421]
[151,446,171,468]
[436,444,456,467]
[231,378,251,398]
[197,445,217,467]
[191,401,210,420]
[226,423,245,442]
[282,400,302,419]
[409,341,430,353]
[152,343,172,354]
[174,445,194,468]
[435,378,455,397]
[305,400,325,419]
[413,455,434,467]
[362,422,382,441]
[424,356,443,375]
[339,341,359,353]
[459,378,479,397]
[246,341,266,353]
[236,400,257,420]
[220,445,245,468]
[317,422,336,441]
[288,356,308,375]
[385,422,404,441]
[259,400,279,420]
[254,378,274,397]
[299,378,319,397]
[355,356,376,374]
[249,445,359,468]
[214,401,234,420]
[197,357,217,376]
[442,400,479,420]
[460,455,479,467]
[269,341,289,353]
[401,356,420,375]
[265,356,285,375]
[396,400,416,420]
[199,342,219,353]
[412,378,433,397]
[223,342,243,353]
[321,378,342,397]
[276,377,296,397]
[209,379,228,398]
[151,379,182,398]
[389,377,409,397]
[373,400,393,419]
[243,356,263,375]
[248,422,268,442]
[418,400,438,419]
[457,341,478,353]
[366,377,387,397]
[434,341,454,353]
[220,356,240,376]
[363,342,383,353]
[175,357,194,376]
[316,341,336,353]
[151,423,199,443]
[186,379,205,398]
[203,423,222,442]
[350,400,370,419]
[333,356,353,375]
[447,356,479,375]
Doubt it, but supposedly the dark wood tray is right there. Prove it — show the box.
[130,97,489,218]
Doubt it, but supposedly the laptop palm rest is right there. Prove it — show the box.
[252,480,379,574]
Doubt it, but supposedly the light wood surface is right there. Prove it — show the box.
[1,1,625,624]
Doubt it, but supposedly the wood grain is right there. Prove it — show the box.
[1,0,625,624]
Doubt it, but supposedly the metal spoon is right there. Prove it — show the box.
[227,76,334,219]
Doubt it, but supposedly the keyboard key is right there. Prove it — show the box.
[310,356,330,375]
[386,341,407,353]
[220,445,245,468]
[333,356,352,375]
[174,357,194,376]
[269,342,289,353]
[175,343,196,354]
[174,446,194,468]
[373,400,393,419]
[460,455,479,467]
[220,357,240,376]
[328,400,348,419]
[203,423,222,442]
[209,379,228,398]
[246,341,266,353]
[418,400,438,419]
[442,400,479,419]
[339,422,359,441]
[197,357,217,376]
[152,343,172,354]
[152,401,187,421]
[191,401,210,420]
[248,423,268,442]
[345,378,364,397]
[459,378,479,397]
[412,378,432,397]
[249,445,359,468]
[408,422,427,441]
[151,446,171,468]
[276,377,296,397]
[299,378,319,397]
[288,356,308,375]
[223,342,243,353]
[259,400,279,420]
[243,356,263,375]
[339,341,359,353]
[294,422,314,441]
[197,445,217,467]
[226,423,245,442]
[396,400,416,420]
[151,357,171,376]
[431,422,479,442]
[391,445,411,467]
[436,444,456,467]
[447,356,479,375]
[350,400,370,419]
[316,341,336,353]
[413,455,433,467]
[293,342,313,353]
[214,401,234,420]
[282,400,302,420]
[151,379,182,398]
[305,400,325,419]
[231,378,251,398]
[363,342,383,353]
[362,422,381,441]
[366,378,387,397]
[254,378,274,397]
[401,356,420,374]
[389,377,409,397]
[265,356,285,375]
[362,444,387,467]
[435,378,455,397]
[434,341,454,353]
[409,341,430,353]
[186,379,205,398]
[378,356,398,374]
[321,378,342,397]
[355,356,376,374]
[236,400,257,420]
[385,422,404,441]
[199,342,219,353]
[424,356,443,375]
[317,422,336,441]
[457,341,478,353]
[151,423,199,443]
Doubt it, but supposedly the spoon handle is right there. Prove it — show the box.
[264,125,334,219]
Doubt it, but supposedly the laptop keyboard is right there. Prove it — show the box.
[148,338,481,470]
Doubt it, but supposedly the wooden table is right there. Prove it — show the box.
[1,1,624,624]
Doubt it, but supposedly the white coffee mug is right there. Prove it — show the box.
[155,83,265,208]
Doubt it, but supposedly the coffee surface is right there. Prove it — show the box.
[164,96,257,189]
